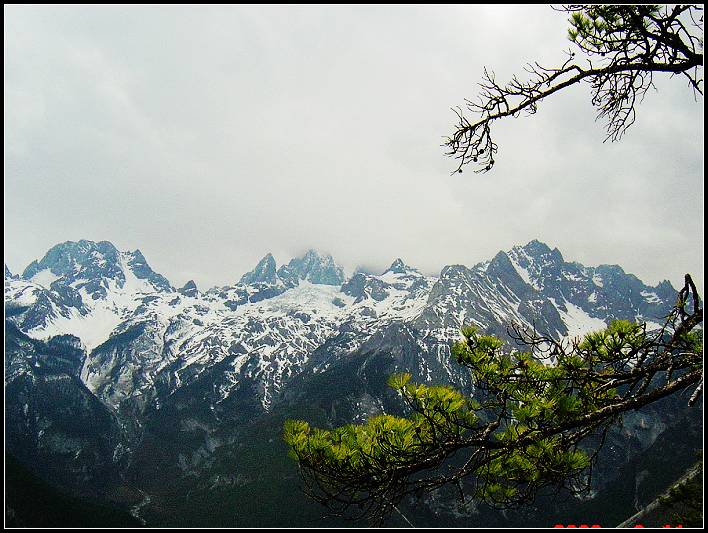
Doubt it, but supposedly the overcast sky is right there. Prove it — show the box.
[4,5,703,291]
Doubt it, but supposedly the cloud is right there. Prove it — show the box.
[4,5,703,291]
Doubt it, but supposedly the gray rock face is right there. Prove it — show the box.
[126,249,173,292]
[341,273,390,302]
[5,322,130,495]
[238,250,345,296]
[178,280,199,297]
[240,253,278,285]
[5,240,176,343]
[506,241,674,325]
[22,240,123,300]
[385,258,412,275]
[279,249,345,285]
[20,240,172,298]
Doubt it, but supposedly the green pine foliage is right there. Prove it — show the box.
[284,323,615,507]
[567,5,662,52]
[284,296,702,523]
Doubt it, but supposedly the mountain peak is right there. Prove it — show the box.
[125,249,173,291]
[130,248,146,261]
[656,279,675,291]
[514,240,564,265]
[279,249,344,286]
[490,249,511,263]
[521,239,552,255]
[20,240,172,295]
[178,280,199,297]
[383,258,416,275]
[22,240,122,282]
[487,250,515,273]
[240,253,277,285]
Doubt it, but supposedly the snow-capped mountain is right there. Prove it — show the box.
[5,238,687,526]
[5,239,676,414]
[6,240,172,344]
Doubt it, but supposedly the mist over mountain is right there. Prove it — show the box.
[5,238,696,527]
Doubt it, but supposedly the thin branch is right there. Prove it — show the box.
[445,5,703,173]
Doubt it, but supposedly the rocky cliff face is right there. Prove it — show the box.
[5,323,131,497]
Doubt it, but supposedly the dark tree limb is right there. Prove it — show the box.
[445,5,703,174]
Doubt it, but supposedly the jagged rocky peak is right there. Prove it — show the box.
[506,240,567,288]
[22,240,123,284]
[125,249,173,292]
[520,239,564,264]
[521,239,552,256]
[5,263,15,280]
[592,264,651,296]
[654,279,677,299]
[178,280,199,297]
[595,263,628,278]
[240,253,278,285]
[278,249,345,286]
[487,250,514,271]
[486,250,533,294]
[439,264,472,280]
[20,240,172,296]
[592,264,637,289]
[383,258,418,276]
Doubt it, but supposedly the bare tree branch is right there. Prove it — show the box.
[445,5,703,174]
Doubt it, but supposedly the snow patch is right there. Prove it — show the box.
[32,304,123,352]
[508,253,540,290]
[5,280,42,306]
[557,300,607,340]
[253,282,352,317]
[30,269,61,288]
[640,290,661,304]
